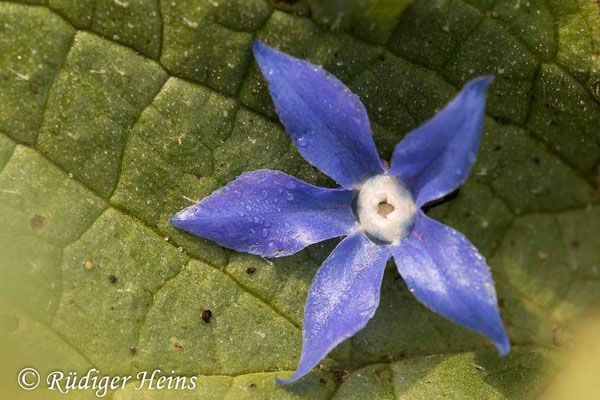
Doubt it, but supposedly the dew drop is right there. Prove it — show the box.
[261,228,269,238]
[296,136,308,147]
[286,192,294,201]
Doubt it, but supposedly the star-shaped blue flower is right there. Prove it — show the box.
[171,41,509,384]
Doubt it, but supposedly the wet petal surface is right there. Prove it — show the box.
[389,76,493,206]
[392,211,509,355]
[171,169,356,258]
[279,232,391,384]
[253,41,384,189]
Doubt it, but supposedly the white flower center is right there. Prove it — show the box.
[356,175,417,244]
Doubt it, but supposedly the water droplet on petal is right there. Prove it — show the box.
[286,192,294,201]
[296,136,308,147]
[261,228,269,238]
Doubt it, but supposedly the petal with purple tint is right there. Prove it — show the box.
[253,41,384,189]
[278,232,391,384]
[170,169,356,258]
[388,76,493,206]
[392,211,509,355]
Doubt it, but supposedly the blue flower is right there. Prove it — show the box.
[171,41,509,384]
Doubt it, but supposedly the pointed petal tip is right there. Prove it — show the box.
[496,334,511,357]
[470,74,495,88]
[252,39,265,54]
[252,40,275,62]
[168,214,183,228]
[275,372,297,385]
[169,208,192,229]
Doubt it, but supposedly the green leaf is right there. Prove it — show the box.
[1,0,599,398]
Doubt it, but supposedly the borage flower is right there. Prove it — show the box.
[171,41,509,384]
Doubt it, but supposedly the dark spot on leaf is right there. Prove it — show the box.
[30,214,47,231]
[246,267,256,275]
[108,274,117,284]
[498,298,505,308]
[532,157,540,164]
[173,341,183,350]
[250,383,256,388]
[202,309,212,323]
[373,368,385,377]
[570,240,580,249]
[493,116,509,125]
[130,347,137,355]
[332,369,350,383]
[494,145,502,151]
[195,173,204,180]
[319,378,327,384]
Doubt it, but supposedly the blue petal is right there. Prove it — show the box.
[278,233,390,384]
[170,169,356,258]
[392,211,509,355]
[253,41,384,189]
[388,76,493,206]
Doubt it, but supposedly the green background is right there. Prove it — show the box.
[1,0,599,398]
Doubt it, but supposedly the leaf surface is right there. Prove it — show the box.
[1,0,599,398]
